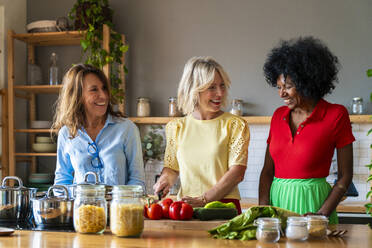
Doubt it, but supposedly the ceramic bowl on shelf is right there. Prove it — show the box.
[26,20,58,33]
[32,143,57,153]
[31,121,52,129]
[36,136,53,144]
[28,173,54,184]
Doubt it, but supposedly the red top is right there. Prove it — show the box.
[267,99,355,179]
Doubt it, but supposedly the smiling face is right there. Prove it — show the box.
[276,74,303,109]
[197,71,226,118]
[82,73,109,122]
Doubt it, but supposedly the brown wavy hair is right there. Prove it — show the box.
[52,64,124,138]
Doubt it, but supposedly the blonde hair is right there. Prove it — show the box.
[177,56,231,115]
[52,64,123,138]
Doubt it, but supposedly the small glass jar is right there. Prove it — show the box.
[73,185,107,234]
[168,97,180,117]
[137,97,151,117]
[110,185,144,237]
[255,217,281,243]
[351,97,363,114]
[230,99,243,116]
[286,216,308,241]
[307,215,328,239]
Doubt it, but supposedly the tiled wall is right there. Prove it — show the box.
[143,123,372,203]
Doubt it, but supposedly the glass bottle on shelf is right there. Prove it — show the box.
[351,97,363,114]
[137,97,150,117]
[168,97,180,117]
[49,52,59,85]
[230,99,243,116]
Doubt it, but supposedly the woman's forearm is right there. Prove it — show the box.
[258,146,275,205]
[203,165,246,202]
[318,143,353,216]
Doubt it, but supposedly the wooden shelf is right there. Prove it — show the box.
[129,115,371,125]
[14,85,62,94]
[15,153,56,157]
[13,30,84,46]
[15,129,56,133]
[350,115,372,123]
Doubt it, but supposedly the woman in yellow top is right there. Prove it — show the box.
[153,56,250,213]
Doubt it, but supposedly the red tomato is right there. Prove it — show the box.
[169,201,193,220]
[146,203,163,220]
[162,198,173,206]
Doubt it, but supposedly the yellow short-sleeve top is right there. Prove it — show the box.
[163,112,250,200]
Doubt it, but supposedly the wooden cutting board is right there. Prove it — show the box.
[144,219,227,230]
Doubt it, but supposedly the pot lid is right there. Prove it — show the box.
[32,185,73,203]
[0,176,31,192]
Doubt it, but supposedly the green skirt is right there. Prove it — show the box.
[270,177,338,224]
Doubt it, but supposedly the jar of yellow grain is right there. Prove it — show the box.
[110,185,144,237]
[73,185,107,234]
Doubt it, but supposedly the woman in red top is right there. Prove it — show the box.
[259,37,355,224]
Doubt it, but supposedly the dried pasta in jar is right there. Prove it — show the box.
[110,203,144,237]
[75,204,106,233]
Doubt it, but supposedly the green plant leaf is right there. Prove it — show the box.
[367,175,372,182]
[367,69,372,77]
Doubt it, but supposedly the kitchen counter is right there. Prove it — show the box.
[0,224,370,248]
[240,198,370,213]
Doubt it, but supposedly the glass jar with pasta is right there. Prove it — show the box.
[73,185,107,234]
[110,185,144,237]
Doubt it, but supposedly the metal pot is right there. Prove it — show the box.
[32,185,74,227]
[0,176,37,224]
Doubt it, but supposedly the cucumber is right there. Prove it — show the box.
[193,207,238,221]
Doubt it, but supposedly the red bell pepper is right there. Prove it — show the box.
[160,198,173,219]
[169,201,193,220]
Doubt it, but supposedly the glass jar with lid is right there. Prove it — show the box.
[306,215,328,239]
[73,184,107,234]
[254,217,281,243]
[285,216,308,241]
[230,99,243,116]
[168,97,180,117]
[351,97,363,114]
[110,185,144,237]
[137,97,151,117]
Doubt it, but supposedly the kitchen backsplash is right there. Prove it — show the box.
[142,122,372,203]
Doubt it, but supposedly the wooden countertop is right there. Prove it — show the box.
[0,224,370,248]
[240,198,370,213]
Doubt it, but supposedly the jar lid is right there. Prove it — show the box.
[306,215,328,224]
[254,217,281,227]
[112,185,143,196]
[287,216,307,224]
[169,97,177,101]
[352,97,362,102]
[137,97,150,102]
[232,99,243,103]
[76,184,106,195]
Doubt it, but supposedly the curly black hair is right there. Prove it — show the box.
[263,36,340,100]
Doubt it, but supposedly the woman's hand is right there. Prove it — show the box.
[181,196,205,207]
[153,175,172,196]
[153,167,179,197]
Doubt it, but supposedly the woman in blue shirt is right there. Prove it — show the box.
[52,64,145,189]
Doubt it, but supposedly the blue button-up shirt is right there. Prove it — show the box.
[54,114,145,189]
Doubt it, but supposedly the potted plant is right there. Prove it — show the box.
[68,0,128,103]
[141,126,165,164]
[365,68,372,219]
